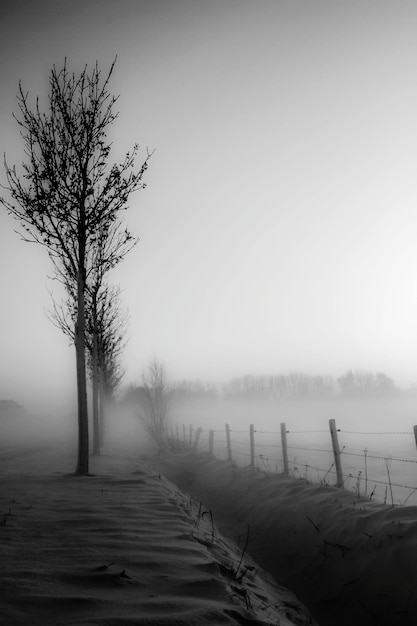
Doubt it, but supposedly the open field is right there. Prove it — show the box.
[152,450,417,626]
[171,394,417,506]
[2,395,417,625]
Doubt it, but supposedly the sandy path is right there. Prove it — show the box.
[0,448,316,625]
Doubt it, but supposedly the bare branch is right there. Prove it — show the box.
[1,58,151,474]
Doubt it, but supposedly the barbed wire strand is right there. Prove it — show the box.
[171,423,417,500]
[340,430,413,435]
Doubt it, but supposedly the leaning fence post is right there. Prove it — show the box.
[329,419,344,488]
[225,423,232,462]
[249,424,255,468]
[413,426,417,452]
[193,427,202,451]
[280,422,289,475]
[208,430,214,456]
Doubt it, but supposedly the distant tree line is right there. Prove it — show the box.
[222,372,336,400]
[169,379,219,404]
[121,365,400,453]
[224,370,398,399]
[145,369,398,405]
[336,370,396,397]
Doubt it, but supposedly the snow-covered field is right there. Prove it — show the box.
[2,394,417,625]
[152,450,417,626]
[171,394,417,506]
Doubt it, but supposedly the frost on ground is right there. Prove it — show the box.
[151,451,417,626]
[0,448,316,626]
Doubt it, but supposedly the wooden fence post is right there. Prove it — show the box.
[208,430,214,456]
[280,422,289,475]
[189,425,193,446]
[225,423,232,462]
[182,424,186,443]
[193,427,202,451]
[413,426,417,451]
[249,424,255,468]
[329,419,344,488]
[175,424,179,441]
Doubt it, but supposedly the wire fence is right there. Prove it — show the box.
[170,421,417,507]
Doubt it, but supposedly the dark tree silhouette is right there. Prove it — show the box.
[85,214,136,455]
[131,360,169,452]
[1,60,150,474]
[50,281,128,453]
[88,283,128,451]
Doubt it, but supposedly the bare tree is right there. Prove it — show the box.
[86,217,135,455]
[1,60,150,474]
[89,283,128,450]
[51,221,135,455]
[136,360,169,452]
[50,279,128,453]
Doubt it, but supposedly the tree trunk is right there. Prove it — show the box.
[75,257,89,475]
[92,294,100,455]
[99,374,105,448]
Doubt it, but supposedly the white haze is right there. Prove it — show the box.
[169,394,417,438]
[1,1,417,418]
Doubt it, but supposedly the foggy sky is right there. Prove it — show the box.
[1,0,417,411]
